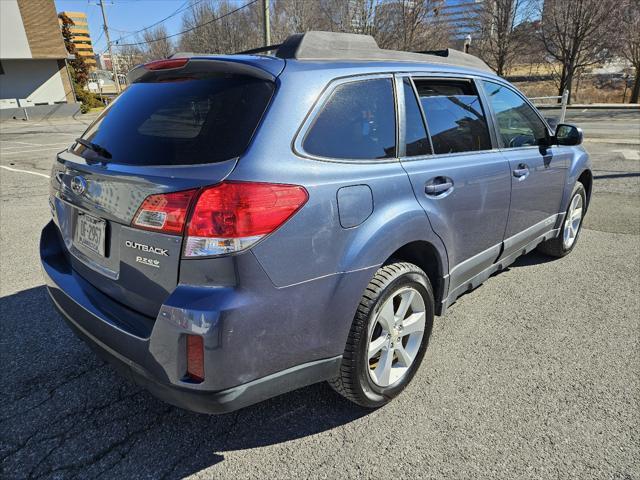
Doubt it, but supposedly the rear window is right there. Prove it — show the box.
[73,75,274,166]
[302,78,396,160]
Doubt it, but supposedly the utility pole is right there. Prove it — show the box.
[262,0,270,47]
[98,0,121,94]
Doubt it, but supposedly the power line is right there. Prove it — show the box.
[114,0,259,47]
[94,27,105,46]
[108,0,209,45]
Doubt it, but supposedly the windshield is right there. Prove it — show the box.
[73,74,274,166]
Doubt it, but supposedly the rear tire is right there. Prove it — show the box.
[537,182,586,258]
[329,262,434,408]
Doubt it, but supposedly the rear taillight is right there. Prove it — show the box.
[131,182,308,256]
[186,335,204,382]
[131,189,197,234]
[184,181,308,257]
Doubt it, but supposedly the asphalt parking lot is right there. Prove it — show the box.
[1,109,638,479]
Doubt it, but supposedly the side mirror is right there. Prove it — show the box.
[554,123,583,146]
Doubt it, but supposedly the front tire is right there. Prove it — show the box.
[329,262,434,408]
[537,182,586,258]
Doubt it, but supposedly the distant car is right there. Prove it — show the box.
[40,31,592,413]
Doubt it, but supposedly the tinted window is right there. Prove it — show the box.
[303,78,396,160]
[403,78,431,156]
[414,79,491,154]
[481,81,549,148]
[73,75,274,166]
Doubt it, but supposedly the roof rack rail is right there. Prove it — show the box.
[234,31,491,72]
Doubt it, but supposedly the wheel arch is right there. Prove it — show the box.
[577,168,593,211]
[384,240,447,315]
[559,148,592,217]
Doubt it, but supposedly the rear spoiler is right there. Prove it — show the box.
[127,56,278,84]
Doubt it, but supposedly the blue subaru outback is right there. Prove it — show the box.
[40,31,592,413]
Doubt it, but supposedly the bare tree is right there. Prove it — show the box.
[318,0,378,35]
[617,0,640,103]
[376,0,450,51]
[539,0,618,102]
[179,0,262,54]
[139,25,174,61]
[271,0,330,42]
[475,0,534,76]
[117,44,144,73]
[176,0,452,56]
[511,19,547,76]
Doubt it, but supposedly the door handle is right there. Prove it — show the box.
[425,177,454,196]
[513,164,529,179]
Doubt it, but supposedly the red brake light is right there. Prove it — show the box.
[131,189,197,235]
[144,58,189,70]
[184,181,308,257]
[186,335,204,382]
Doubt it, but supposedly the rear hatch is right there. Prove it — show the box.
[49,57,281,318]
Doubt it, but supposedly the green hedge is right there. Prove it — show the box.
[75,85,105,113]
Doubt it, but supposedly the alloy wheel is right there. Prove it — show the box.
[563,193,583,249]
[367,287,426,387]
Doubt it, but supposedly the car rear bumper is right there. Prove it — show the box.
[56,305,340,414]
[40,221,344,414]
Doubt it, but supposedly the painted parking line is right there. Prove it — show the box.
[0,141,43,147]
[612,149,640,161]
[0,142,70,150]
[0,165,50,178]
[0,146,67,155]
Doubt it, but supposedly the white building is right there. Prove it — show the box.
[0,0,75,110]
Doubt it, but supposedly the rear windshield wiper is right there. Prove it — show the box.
[75,138,112,160]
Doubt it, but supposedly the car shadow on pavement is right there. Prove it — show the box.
[509,250,557,268]
[0,286,369,479]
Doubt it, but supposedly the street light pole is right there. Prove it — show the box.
[98,0,121,94]
[262,0,270,47]
[464,34,472,54]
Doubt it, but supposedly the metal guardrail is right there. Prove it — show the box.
[529,89,569,123]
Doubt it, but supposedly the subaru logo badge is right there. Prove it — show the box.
[70,175,87,196]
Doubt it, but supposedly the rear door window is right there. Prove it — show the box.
[413,79,492,155]
[73,74,274,166]
[402,78,432,157]
[302,78,396,160]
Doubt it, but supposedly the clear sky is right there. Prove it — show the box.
[54,0,187,55]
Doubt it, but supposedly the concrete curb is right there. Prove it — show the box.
[538,104,640,110]
[0,104,82,122]
[584,138,640,145]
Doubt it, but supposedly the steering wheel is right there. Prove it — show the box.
[509,134,536,148]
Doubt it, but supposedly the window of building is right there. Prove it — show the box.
[481,80,549,148]
[402,78,432,157]
[302,78,396,160]
[413,78,491,154]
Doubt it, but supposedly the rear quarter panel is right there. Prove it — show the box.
[230,68,448,288]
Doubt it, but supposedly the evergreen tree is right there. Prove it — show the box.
[58,13,103,111]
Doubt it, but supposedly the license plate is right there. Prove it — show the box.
[75,213,106,256]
